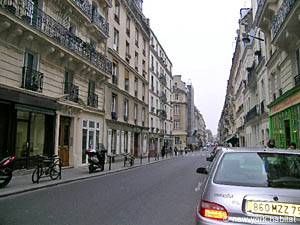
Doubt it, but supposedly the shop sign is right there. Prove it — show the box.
[270,91,300,115]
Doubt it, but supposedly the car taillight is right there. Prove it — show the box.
[199,200,228,221]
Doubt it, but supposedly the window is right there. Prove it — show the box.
[88,80,95,95]
[112,62,118,84]
[143,38,146,56]
[125,69,129,91]
[174,121,180,130]
[114,1,120,23]
[151,96,154,108]
[69,23,76,35]
[111,93,117,113]
[174,105,179,115]
[175,137,180,144]
[126,15,130,36]
[126,41,130,59]
[142,60,146,75]
[151,76,154,91]
[124,99,129,117]
[142,83,145,101]
[142,107,145,123]
[64,70,73,94]
[134,52,138,70]
[113,28,119,51]
[134,104,138,122]
[134,77,138,97]
[135,27,139,47]
[175,94,179,100]
[82,120,101,163]
[151,117,153,127]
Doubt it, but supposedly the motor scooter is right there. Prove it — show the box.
[0,155,16,188]
[86,145,106,173]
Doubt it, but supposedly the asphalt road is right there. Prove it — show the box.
[0,151,209,225]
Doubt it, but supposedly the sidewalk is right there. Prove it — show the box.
[0,155,173,198]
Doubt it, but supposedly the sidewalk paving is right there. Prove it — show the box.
[0,155,173,198]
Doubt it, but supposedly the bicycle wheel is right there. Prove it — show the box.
[32,168,41,183]
[50,161,61,180]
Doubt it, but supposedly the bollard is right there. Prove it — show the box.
[148,153,150,163]
[124,155,126,167]
[140,154,142,165]
[108,156,112,170]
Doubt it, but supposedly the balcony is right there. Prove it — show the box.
[64,82,79,103]
[245,105,258,123]
[246,66,256,89]
[271,0,296,39]
[160,93,167,103]
[87,93,98,108]
[91,12,109,37]
[128,0,150,34]
[0,1,112,76]
[295,75,300,86]
[71,0,92,19]
[21,67,43,92]
[158,109,167,120]
[159,75,167,86]
[111,112,117,120]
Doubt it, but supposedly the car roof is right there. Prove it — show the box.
[218,147,300,155]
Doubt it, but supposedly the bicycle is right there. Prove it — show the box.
[123,153,135,167]
[32,155,62,184]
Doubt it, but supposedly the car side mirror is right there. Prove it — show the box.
[196,167,208,174]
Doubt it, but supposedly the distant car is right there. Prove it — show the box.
[195,148,300,224]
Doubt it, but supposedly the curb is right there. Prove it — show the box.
[0,157,174,198]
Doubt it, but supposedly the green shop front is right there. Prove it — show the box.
[269,86,300,149]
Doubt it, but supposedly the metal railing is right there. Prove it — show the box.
[92,11,109,36]
[271,0,296,39]
[295,74,300,86]
[87,93,98,108]
[245,105,258,123]
[254,0,266,26]
[126,0,149,34]
[22,66,43,92]
[72,0,92,18]
[64,82,79,102]
[0,0,112,76]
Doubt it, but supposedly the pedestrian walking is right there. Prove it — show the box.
[174,147,178,156]
[267,139,275,148]
[161,145,166,158]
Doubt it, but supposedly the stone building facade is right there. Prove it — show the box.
[0,0,112,168]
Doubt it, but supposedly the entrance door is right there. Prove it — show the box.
[58,116,71,167]
[134,133,139,157]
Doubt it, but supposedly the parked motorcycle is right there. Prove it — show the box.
[86,144,107,173]
[0,155,16,188]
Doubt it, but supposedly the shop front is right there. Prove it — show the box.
[0,87,57,169]
[269,87,300,149]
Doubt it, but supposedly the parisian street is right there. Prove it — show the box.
[0,152,209,225]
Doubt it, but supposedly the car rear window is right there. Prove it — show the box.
[214,152,300,189]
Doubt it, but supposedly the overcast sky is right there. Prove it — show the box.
[143,0,250,135]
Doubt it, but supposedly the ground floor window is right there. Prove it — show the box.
[82,120,100,163]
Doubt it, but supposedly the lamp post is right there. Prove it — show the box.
[241,32,264,44]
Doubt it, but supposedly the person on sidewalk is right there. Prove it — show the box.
[161,145,166,159]
[174,147,178,156]
[267,139,275,148]
[288,142,297,149]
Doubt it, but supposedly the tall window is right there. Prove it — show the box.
[112,93,117,113]
[135,27,139,47]
[114,1,120,23]
[134,52,138,70]
[143,38,146,56]
[142,107,145,124]
[151,117,153,127]
[142,83,145,101]
[151,96,154,108]
[82,120,100,163]
[126,15,130,36]
[112,62,118,84]
[174,105,179,115]
[126,41,130,57]
[134,77,138,97]
[113,28,119,51]
[125,69,129,91]
[124,99,129,118]
[134,104,138,123]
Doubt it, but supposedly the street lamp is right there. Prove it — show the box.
[242,32,264,44]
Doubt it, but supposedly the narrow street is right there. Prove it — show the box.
[0,152,209,225]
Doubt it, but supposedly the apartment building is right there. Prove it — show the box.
[105,0,150,157]
[148,29,173,156]
[172,75,188,150]
[0,0,112,168]
[194,107,206,147]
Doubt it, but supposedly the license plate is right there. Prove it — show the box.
[246,201,300,218]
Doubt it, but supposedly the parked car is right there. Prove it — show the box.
[195,148,300,224]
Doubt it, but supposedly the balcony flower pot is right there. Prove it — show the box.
[5,4,16,14]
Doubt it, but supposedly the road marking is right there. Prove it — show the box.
[195,181,202,192]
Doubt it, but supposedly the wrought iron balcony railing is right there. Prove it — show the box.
[0,0,112,76]
[64,82,79,103]
[158,109,167,120]
[159,75,167,86]
[92,12,109,36]
[160,93,167,103]
[87,93,98,108]
[245,105,258,123]
[127,0,149,34]
[254,0,266,26]
[72,0,92,19]
[22,66,43,92]
[271,0,296,39]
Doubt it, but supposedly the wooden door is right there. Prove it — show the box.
[58,116,71,166]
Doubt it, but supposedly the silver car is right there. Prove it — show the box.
[195,148,300,224]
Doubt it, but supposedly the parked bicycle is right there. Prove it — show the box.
[123,153,135,167]
[32,155,62,184]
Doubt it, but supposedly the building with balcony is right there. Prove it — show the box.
[148,29,173,156]
[172,75,188,151]
[104,0,150,157]
[253,0,300,148]
[0,0,112,168]
[194,107,206,147]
